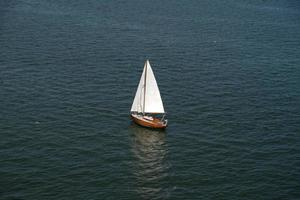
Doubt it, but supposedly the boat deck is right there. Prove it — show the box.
[131,114,167,129]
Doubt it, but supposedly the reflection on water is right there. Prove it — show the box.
[129,124,170,200]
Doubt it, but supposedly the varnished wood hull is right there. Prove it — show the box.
[131,114,167,129]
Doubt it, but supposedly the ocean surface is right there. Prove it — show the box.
[0,0,299,199]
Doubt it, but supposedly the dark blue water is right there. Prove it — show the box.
[1,0,299,199]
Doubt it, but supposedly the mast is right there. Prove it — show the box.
[143,60,147,114]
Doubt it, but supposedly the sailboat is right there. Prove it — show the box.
[130,60,168,129]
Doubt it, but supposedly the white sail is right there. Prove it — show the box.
[131,60,165,114]
[144,60,165,113]
[131,63,146,113]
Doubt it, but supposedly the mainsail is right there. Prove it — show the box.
[131,60,165,114]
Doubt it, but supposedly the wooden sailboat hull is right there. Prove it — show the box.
[131,114,167,129]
